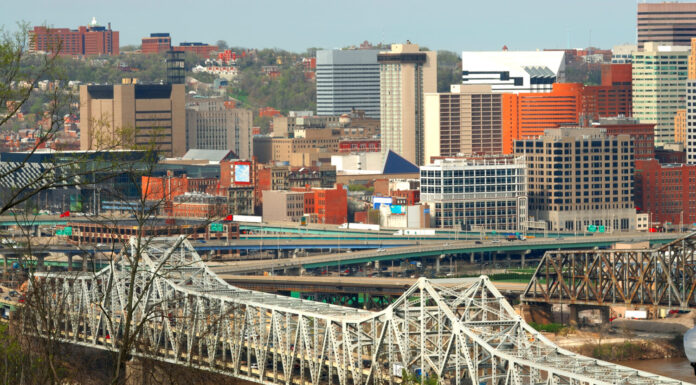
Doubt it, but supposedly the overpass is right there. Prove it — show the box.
[29,236,685,385]
[211,233,680,274]
[220,274,527,309]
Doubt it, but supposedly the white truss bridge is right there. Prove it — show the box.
[30,236,687,385]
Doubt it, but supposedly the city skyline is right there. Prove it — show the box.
[4,0,642,52]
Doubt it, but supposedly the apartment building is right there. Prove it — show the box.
[514,127,635,232]
[379,43,437,166]
[424,84,503,163]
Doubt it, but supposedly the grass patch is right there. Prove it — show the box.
[528,322,575,336]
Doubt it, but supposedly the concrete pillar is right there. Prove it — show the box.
[435,258,440,274]
[599,306,610,324]
[569,305,580,327]
[82,256,88,272]
[2,254,6,276]
[469,252,474,264]
[521,250,531,269]
[67,254,73,272]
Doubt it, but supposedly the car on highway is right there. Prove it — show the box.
[376,248,386,253]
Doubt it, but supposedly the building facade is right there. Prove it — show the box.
[637,2,696,50]
[316,49,381,119]
[419,156,527,230]
[685,38,696,164]
[501,83,583,154]
[632,43,689,146]
[424,84,503,163]
[514,128,635,232]
[379,43,437,166]
[173,42,217,57]
[595,117,655,162]
[185,97,253,159]
[80,83,186,157]
[460,50,565,93]
[142,33,172,54]
[31,20,119,56]
[262,190,306,222]
[635,159,696,229]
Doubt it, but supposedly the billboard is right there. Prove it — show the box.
[233,162,251,184]
[390,205,405,214]
[373,196,392,209]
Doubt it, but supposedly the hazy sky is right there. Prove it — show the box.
[2,0,641,52]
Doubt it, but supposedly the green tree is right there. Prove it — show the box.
[437,50,461,92]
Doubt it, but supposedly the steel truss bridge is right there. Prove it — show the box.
[30,236,684,385]
[522,232,696,309]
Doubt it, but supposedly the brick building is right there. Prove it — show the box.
[338,139,381,153]
[595,117,655,161]
[635,159,696,229]
[32,20,119,56]
[501,65,633,154]
[291,184,347,225]
[141,33,172,54]
[174,42,217,57]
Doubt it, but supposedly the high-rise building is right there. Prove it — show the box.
[423,85,502,163]
[675,109,687,146]
[501,83,583,153]
[460,50,565,93]
[316,49,381,119]
[632,43,688,146]
[31,19,119,56]
[142,33,172,54]
[514,127,635,232]
[379,43,436,166]
[582,63,633,121]
[637,2,696,50]
[80,82,186,157]
[685,38,696,163]
[419,156,527,230]
[185,97,253,159]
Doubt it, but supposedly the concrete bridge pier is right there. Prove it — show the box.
[2,254,6,277]
[521,250,531,268]
[67,254,73,271]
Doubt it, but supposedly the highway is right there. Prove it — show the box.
[220,274,527,296]
[210,232,680,274]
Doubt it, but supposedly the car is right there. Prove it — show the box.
[492,240,501,244]
[376,248,386,253]
[474,241,482,245]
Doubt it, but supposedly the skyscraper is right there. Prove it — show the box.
[637,2,696,50]
[80,82,186,157]
[686,38,696,163]
[185,97,253,159]
[632,43,689,146]
[423,84,503,164]
[379,43,436,166]
[315,49,381,119]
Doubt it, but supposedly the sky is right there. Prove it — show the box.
[2,0,642,52]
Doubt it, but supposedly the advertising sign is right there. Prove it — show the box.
[233,162,251,184]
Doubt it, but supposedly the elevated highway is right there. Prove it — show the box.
[211,233,680,274]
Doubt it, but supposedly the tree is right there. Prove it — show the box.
[437,50,461,92]
[0,25,227,384]
[216,40,229,51]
